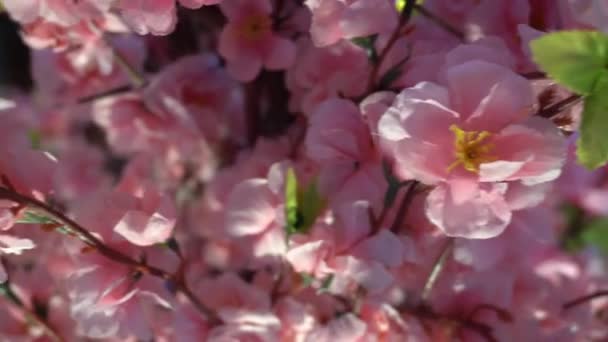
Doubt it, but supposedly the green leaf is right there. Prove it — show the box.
[284,168,299,236]
[297,178,326,234]
[28,130,42,150]
[319,274,334,292]
[300,273,315,287]
[581,218,608,254]
[351,35,379,64]
[284,169,326,238]
[16,211,55,225]
[577,75,608,168]
[530,30,608,95]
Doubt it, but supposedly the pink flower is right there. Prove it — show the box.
[0,235,36,282]
[378,61,565,238]
[219,0,296,81]
[143,53,245,146]
[305,0,398,47]
[222,163,288,259]
[286,38,369,113]
[305,98,385,212]
[120,0,225,35]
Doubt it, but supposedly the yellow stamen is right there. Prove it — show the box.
[446,125,495,173]
[239,15,272,41]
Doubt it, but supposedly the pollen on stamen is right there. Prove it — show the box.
[446,124,496,173]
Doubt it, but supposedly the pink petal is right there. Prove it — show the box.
[3,0,40,23]
[264,36,296,70]
[286,240,330,274]
[224,179,276,236]
[353,230,404,268]
[114,210,175,246]
[492,116,566,184]
[226,57,263,82]
[426,183,512,239]
[446,60,533,131]
[0,234,36,254]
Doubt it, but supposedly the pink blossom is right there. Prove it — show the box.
[112,184,176,247]
[286,38,369,113]
[378,61,565,238]
[219,0,296,81]
[143,53,245,146]
[119,0,224,35]
[305,0,398,47]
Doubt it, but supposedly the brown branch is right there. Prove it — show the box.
[389,181,419,232]
[0,186,219,324]
[563,290,608,310]
[0,260,65,342]
[413,4,465,40]
[366,0,415,93]
[536,94,582,119]
[421,238,454,302]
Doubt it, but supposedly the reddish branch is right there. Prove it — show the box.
[563,290,608,311]
[536,94,582,119]
[0,261,66,342]
[0,186,220,325]
[366,0,415,93]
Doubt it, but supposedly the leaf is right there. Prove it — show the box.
[300,273,314,287]
[297,178,326,234]
[16,211,55,225]
[351,35,379,64]
[284,170,326,238]
[284,168,299,236]
[530,30,608,95]
[581,218,608,255]
[28,130,42,150]
[319,274,334,292]
[577,75,608,168]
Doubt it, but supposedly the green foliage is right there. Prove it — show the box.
[16,211,55,225]
[28,130,42,150]
[284,168,299,236]
[284,168,326,237]
[351,35,379,64]
[581,218,608,255]
[577,76,608,168]
[531,30,608,169]
[531,30,608,95]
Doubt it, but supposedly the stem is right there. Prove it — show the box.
[537,94,582,119]
[563,290,608,310]
[0,187,219,323]
[366,0,415,93]
[113,48,146,89]
[520,71,546,80]
[421,238,454,302]
[413,4,465,40]
[389,181,419,232]
[245,76,263,146]
[0,275,65,342]
[76,84,133,104]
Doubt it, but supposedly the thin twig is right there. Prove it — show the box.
[563,290,608,310]
[421,238,454,302]
[76,84,133,104]
[113,49,146,89]
[536,94,582,119]
[0,263,65,342]
[366,0,415,93]
[389,181,419,232]
[414,4,465,40]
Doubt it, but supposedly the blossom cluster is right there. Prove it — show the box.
[0,0,607,341]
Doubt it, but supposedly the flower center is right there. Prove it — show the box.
[239,15,272,41]
[447,125,495,173]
